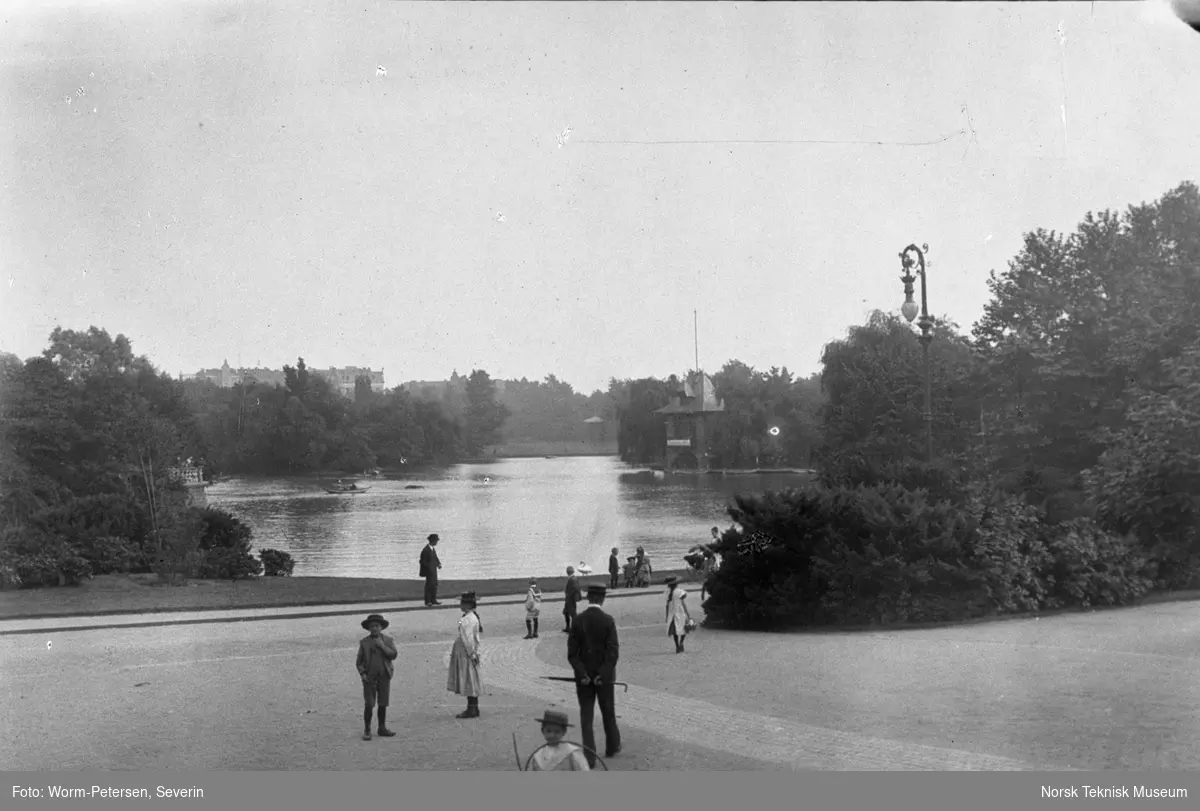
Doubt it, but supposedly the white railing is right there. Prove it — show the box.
[168,466,206,485]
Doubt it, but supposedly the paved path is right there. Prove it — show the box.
[2,592,1197,770]
[472,634,1043,770]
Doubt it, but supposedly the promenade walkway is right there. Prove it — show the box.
[2,592,1197,771]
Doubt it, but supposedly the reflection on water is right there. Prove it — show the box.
[206,457,814,580]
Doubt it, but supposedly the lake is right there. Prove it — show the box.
[206,456,814,580]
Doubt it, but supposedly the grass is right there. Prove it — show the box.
[0,569,696,621]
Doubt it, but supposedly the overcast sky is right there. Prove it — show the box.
[2,1,1197,393]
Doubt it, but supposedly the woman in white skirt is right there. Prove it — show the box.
[664,576,693,654]
[447,591,483,718]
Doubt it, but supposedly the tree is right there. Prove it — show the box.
[973,181,1200,521]
[462,370,510,455]
[817,312,981,470]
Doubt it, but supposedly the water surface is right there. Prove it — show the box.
[207,456,813,579]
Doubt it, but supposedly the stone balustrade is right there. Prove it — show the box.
[168,466,206,485]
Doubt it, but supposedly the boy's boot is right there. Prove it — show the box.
[377,707,395,737]
[532,617,539,638]
[524,620,533,640]
[456,696,479,719]
[362,706,373,740]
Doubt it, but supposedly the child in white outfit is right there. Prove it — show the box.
[523,578,542,639]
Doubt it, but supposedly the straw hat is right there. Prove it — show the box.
[536,709,572,728]
[361,613,389,630]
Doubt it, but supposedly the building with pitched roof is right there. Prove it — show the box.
[654,372,724,471]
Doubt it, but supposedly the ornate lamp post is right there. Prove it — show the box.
[899,243,934,463]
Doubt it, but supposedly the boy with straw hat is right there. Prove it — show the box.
[528,709,590,771]
[356,614,398,740]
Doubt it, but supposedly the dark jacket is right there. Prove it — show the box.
[567,605,619,683]
[563,575,580,614]
[419,544,441,578]
[608,554,619,575]
[356,633,398,680]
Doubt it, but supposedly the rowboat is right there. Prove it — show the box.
[325,480,370,494]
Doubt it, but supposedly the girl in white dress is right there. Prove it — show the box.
[523,578,542,639]
[528,709,590,771]
[664,576,693,654]
[447,591,483,718]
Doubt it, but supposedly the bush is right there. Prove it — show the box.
[0,528,93,587]
[961,483,1052,614]
[259,548,295,577]
[198,546,262,581]
[1041,518,1152,608]
[816,452,971,504]
[702,476,1159,631]
[195,507,254,552]
[191,506,260,580]
[79,535,143,575]
[703,484,987,629]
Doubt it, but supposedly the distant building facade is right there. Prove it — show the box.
[401,376,506,399]
[182,360,384,398]
[312,367,386,398]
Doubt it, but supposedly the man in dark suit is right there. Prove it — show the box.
[567,584,621,766]
[419,534,442,606]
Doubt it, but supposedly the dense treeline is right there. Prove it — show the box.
[184,361,507,476]
[610,367,824,468]
[496,375,614,446]
[705,181,1200,629]
[0,332,509,588]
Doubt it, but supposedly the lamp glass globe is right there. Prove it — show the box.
[901,299,919,323]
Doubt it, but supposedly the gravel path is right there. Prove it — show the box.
[1,592,1197,770]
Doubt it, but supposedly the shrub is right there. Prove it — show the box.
[816,452,971,504]
[259,548,295,577]
[198,546,262,581]
[808,484,983,625]
[1041,518,1152,608]
[195,507,254,552]
[79,535,143,575]
[704,483,988,629]
[0,528,93,587]
[190,506,260,580]
[961,483,1052,614]
[0,560,21,590]
[701,487,844,629]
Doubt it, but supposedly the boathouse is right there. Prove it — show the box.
[655,372,724,472]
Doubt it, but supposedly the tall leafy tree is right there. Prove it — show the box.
[462,369,510,455]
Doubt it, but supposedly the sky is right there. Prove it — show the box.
[2,1,1199,394]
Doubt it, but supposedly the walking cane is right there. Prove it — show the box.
[512,732,523,771]
[540,676,629,692]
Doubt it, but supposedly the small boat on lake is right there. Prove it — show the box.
[325,479,370,494]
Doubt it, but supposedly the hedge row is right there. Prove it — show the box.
[702,478,1158,630]
[0,506,294,589]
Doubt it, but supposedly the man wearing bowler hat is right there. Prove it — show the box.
[419,533,442,606]
[566,584,622,765]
